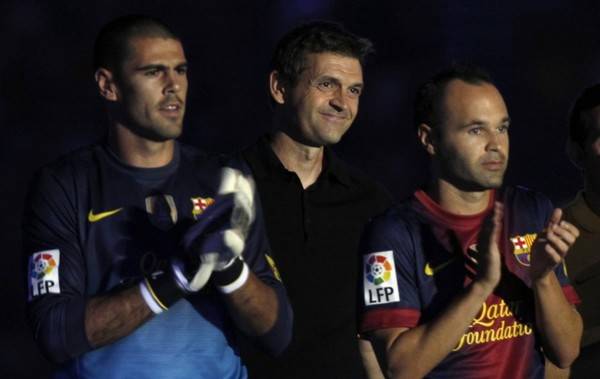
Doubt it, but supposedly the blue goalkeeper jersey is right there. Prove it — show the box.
[23,142,291,378]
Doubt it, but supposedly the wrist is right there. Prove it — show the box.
[531,269,556,288]
[139,268,186,314]
[213,257,249,294]
[470,279,496,299]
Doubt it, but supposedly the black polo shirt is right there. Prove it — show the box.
[239,136,394,379]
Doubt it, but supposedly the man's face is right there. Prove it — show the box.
[580,105,600,193]
[280,52,363,147]
[433,79,510,191]
[114,37,188,141]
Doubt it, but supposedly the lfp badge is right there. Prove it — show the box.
[363,250,400,306]
[29,249,61,300]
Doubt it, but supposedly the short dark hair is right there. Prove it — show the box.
[413,64,494,131]
[93,14,179,73]
[569,83,600,148]
[270,20,373,85]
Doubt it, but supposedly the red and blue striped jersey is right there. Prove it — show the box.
[359,187,579,379]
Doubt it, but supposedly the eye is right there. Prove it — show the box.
[145,69,161,77]
[318,81,334,90]
[497,124,509,133]
[176,66,188,75]
[469,127,482,135]
[348,87,362,98]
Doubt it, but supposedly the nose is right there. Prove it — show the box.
[329,88,349,112]
[486,132,505,152]
[164,71,181,95]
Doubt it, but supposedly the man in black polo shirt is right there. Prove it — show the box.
[240,21,393,378]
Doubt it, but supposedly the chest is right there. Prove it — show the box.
[80,164,217,293]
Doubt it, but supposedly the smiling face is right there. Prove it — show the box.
[272,52,363,147]
[427,79,510,191]
[112,37,188,142]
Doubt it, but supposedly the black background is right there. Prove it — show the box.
[2,1,600,377]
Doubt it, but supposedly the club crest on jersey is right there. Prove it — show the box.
[364,250,400,306]
[146,195,178,230]
[510,233,537,266]
[29,249,61,300]
[191,197,214,220]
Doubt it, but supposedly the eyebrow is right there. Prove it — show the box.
[313,75,364,89]
[134,62,188,72]
[464,116,511,127]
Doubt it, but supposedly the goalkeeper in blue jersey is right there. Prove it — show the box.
[22,14,292,378]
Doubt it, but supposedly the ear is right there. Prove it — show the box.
[269,70,287,105]
[567,140,585,170]
[418,124,436,155]
[95,68,118,101]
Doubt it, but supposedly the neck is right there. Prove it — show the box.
[426,179,492,215]
[270,131,324,189]
[107,126,175,168]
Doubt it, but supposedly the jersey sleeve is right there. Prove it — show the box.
[557,265,581,305]
[528,189,580,305]
[232,158,293,356]
[22,164,92,363]
[358,205,423,334]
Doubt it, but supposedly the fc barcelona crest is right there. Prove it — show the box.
[191,197,214,220]
[510,233,537,266]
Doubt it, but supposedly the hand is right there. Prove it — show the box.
[467,201,503,292]
[178,167,255,292]
[139,168,255,313]
[530,208,579,282]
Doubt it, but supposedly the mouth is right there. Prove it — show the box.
[481,161,505,171]
[159,101,184,117]
[320,112,349,123]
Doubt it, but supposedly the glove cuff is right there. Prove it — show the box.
[213,258,249,294]
[139,269,186,314]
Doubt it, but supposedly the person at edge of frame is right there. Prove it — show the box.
[548,83,600,379]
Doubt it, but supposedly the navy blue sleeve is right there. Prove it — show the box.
[501,187,574,289]
[22,165,92,363]
[233,157,293,356]
[358,204,426,330]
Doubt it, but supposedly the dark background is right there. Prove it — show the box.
[3,1,600,377]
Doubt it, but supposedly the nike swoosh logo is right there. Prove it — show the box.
[88,208,123,222]
[424,257,456,276]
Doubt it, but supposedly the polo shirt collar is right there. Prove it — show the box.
[246,135,352,188]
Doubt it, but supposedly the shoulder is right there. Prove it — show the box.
[364,200,420,239]
[32,144,102,183]
[499,186,554,210]
[360,199,425,263]
[179,143,249,175]
[498,186,555,227]
[347,164,391,195]
[239,137,263,160]
[24,145,104,218]
[178,143,217,166]
[238,137,275,179]
[48,144,100,167]
[330,153,394,202]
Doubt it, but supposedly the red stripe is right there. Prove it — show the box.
[360,308,420,333]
